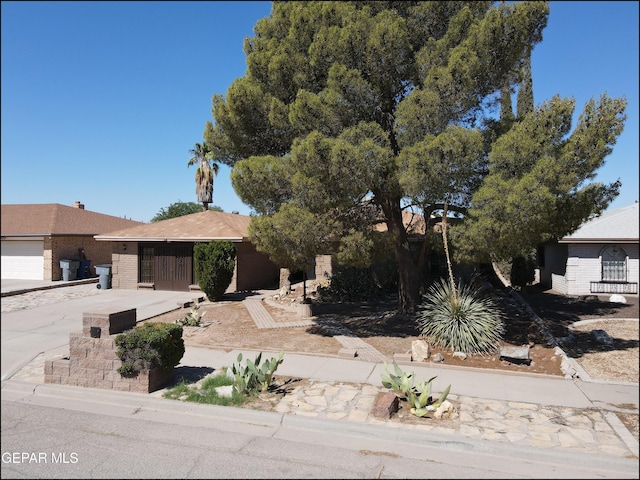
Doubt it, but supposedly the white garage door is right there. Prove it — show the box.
[1,240,45,280]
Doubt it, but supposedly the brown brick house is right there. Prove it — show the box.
[94,210,280,293]
[1,202,144,281]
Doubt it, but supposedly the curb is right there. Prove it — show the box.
[2,377,637,476]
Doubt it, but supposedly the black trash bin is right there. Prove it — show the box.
[60,259,80,281]
[94,264,112,289]
[77,260,92,280]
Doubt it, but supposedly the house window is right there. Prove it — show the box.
[601,245,627,282]
[139,246,154,283]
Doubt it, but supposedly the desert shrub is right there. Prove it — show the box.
[115,322,185,376]
[194,240,236,301]
[316,265,382,302]
[416,278,505,355]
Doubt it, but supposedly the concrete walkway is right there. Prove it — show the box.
[246,294,387,362]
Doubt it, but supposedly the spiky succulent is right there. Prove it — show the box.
[416,278,505,355]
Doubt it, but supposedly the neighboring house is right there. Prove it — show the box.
[1,202,144,281]
[93,210,280,293]
[539,203,639,296]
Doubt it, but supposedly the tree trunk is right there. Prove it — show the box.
[378,194,420,313]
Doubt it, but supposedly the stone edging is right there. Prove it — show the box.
[507,288,584,380]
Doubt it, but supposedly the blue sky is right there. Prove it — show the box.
[2,1,638,223]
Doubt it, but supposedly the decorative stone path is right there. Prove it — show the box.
[243,298,315,329]
[274,379,636,458]
[243,298,386,362]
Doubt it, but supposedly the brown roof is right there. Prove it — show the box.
[1,203,144,237]
[94,210,252,242]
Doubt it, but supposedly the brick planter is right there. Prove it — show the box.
[44,308,176,393]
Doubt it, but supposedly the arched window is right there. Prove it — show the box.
[601,245,627,282]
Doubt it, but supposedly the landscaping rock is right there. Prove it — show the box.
[591,329,614,346]
[371,392,399,419]
[499,345,531,365]
[411,339,431,362]
[214,385,233,398]
[452,351,467,361]
[609,294,627,304]
[434,400,457,419]
[430,353,444,363]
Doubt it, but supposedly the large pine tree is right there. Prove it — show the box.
[203,1,626,313]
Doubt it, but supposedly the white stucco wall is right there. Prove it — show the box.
[563,243,639,295]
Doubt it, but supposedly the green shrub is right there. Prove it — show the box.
[316,266,382,302]
[194,240,236,301]
[509,254,536,290]
[162,373,247,406]
[115,322,185,376]
[416,278,505,355]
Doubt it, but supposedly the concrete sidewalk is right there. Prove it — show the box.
[178,346,639,413]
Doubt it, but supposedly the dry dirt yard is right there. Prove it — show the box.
[147,283,638,441]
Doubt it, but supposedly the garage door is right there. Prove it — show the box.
[1,240,45,280]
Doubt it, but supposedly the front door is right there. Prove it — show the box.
[154,244,193,291]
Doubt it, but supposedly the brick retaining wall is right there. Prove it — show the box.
[44,308,173,393]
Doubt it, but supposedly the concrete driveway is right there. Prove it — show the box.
[1,282,197,380]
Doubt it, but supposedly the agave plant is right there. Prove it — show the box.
[416,278,505,355]
[409,382,451,418]
[381,361,452,418]
[381,360,415,399]
[175,304,206,327]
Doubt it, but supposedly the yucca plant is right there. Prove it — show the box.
[416,278,505,355]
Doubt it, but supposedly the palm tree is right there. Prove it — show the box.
[187,142,219,211]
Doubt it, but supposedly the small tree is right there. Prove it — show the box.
[510,254,536,291]
[194,241,236,301]
[151,201,222,222]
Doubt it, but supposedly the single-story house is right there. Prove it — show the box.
[539,202,639,296]
[1,202,144,281]
[93,210,280,293]
[314,209,445,282]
